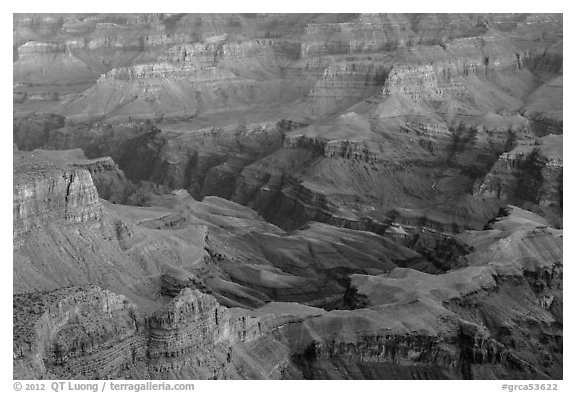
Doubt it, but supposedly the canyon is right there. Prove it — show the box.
[13,13,562,380]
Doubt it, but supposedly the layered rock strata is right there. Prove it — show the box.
[13,152,102,239]
[13,286,271,379]
[14,207,562,380]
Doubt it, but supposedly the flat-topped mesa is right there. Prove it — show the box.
[72,156,135,204]
[163,43,219,66]
[309,62,390,98]
[13,152,102,240]
[305,61,390,114]
[80,54,275,115]
[14,41,83,79]
[300,14,492,59]
[16,41,66,58]
[14,14,156,37]
[99,63,237,83]
[101,38,297,87]
[165,39,278,63]
[301,21,396,58]
[73,155,122,174]
[379,58,523,101]
[401,121,451,137]
[13,14,64,40]
[170,120,287,148]
[84,19,168,49]
[379,38,532,101]
[14,14,174,53]
[284,135,381,165]
[444,34,532,70]
[301,15,413,57]
[13,40,99,86]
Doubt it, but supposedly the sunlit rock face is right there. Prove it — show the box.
[13,13,562,380]
[13,152,102,239]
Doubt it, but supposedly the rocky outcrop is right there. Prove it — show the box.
[13,286,272,379]
[379,44,531,102]
[16,41,65,58]
[12,151,205,298]
[162,39,283,65]
[100,63,237,83]
[73,156,136,204]
[14,147,137,204]
[381,64,440,100]
[13,39,98,86]
[307,62,390,112]
[13,152,102,239]
[147,288,270,378]
[13,286,142,379]
[284,135,382,164]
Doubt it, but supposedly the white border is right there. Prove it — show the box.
[2,3,572,391]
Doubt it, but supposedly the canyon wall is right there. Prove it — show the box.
[13,153,102,239]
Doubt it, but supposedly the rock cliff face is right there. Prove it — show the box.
[13,286,142,379]
[13,40,98,86]
[307,62,389,113]
[13,150,198,299]
[375,36,532,103]
[13,152,102,239]
[146,288,272,379]
[298,13,491,58]
[14,148,136,207]
[72,156,136,204]
[13,286,272,379]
